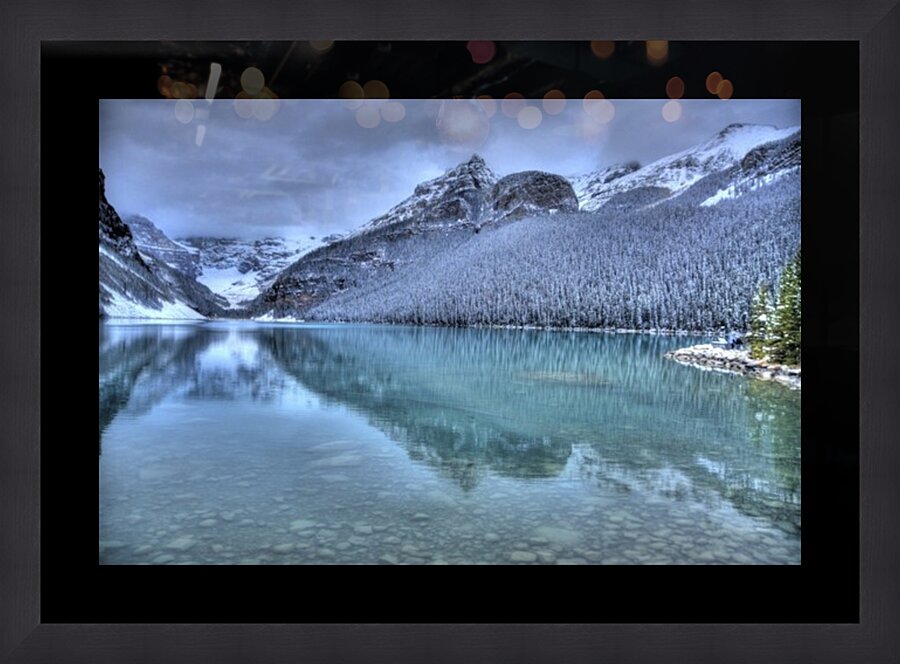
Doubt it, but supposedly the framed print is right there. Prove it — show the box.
[2,0,899,663]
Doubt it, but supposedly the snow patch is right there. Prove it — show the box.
[196,266,261,308]
[701,167,799,207]
[101,288,206,320]
[253,310,304,323]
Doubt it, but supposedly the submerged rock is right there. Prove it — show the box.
[164,535,196,551]
[533,526,580,546]
[509,551,538,563]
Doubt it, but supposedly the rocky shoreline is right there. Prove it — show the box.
[665,344,801,389]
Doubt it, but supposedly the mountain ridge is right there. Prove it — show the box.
[251,123,801,329]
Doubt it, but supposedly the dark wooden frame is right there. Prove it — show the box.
[2,1,898,662]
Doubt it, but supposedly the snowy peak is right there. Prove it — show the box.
[571,162,640,209]
[689,123,799,168]
[574,124,800,211]
[701,130,801,207]
[177,236,320,308]
[126,214,201,279]
[355,154,499,236]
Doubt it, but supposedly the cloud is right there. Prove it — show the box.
[100,98,800,240]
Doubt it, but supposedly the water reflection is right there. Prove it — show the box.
[100,322,801,562]
[259,325,799,526]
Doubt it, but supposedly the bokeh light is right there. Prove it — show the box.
[172,81,198,99]
[356,104,382,128]
[716,79,734,99]
[706,71,723,95]
[157,75,174,98]
[240,67,265,96]
[568,114,610,145]
[234,92,253,119]
[542,90,566,115]
[517,106,543,129]
[583,91,615,124]
[251,89,280,122]
[363,79,390,99]
[338,80,365,110]
[666,76,685,99]
[436,100,490,151]
[501,93,526,118]
[646,40,668,66]
[662,100,682,122]
[500,92,525,118]
[309,40,334,53]
[590,41,615,59]
[476,95,497,118]
[174,99,194,124]
[467,41,497,64]
[381,101,406,123]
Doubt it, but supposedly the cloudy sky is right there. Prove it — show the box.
[100,98,800,240]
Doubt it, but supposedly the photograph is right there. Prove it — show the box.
[99,93,802,565]
[1,5,892,659]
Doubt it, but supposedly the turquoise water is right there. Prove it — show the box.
[99,322,801,564]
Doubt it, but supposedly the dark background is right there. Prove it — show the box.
[42,40,858,623]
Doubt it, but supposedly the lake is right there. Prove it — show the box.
[99,321,801,564]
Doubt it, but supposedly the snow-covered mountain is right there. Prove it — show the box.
[98,170,225,320]
[252,156,578,317]
[699,129,801,207]
[176,236,321,308]
[572,123,800,211]
[126,214,201,278]
[126,210,322,309]
[349,154,499,237]
[251,124,801,330]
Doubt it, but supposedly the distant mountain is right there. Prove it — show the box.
[572,123,800,211]
[98,170,226,320]
[126,214,201,278]
[176,236,320,308]
[250,124,801,332]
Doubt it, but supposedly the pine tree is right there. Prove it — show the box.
[769,249,801,365]
[748,284,770,359]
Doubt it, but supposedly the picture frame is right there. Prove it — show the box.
[2,1,898,663]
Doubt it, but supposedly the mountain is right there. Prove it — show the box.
[572,123,800,211]
[250,124,801,331]
[176,236,320,308]
[98,170,226,320]
[489,171,579,221]
[126,214,202,278]
[251,156,577,317]
[699,129,801,207]
[127,210,321,308]
[349,154,498,238]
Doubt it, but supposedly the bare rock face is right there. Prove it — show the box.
[99,169,142,260]
[488,171,579,221]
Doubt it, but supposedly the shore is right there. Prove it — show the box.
[665,344,801,389]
